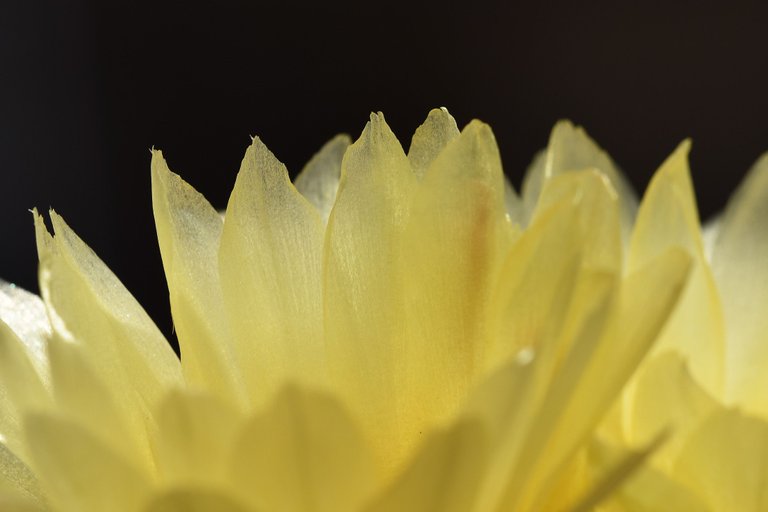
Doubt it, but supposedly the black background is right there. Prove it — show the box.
[3,0,767,346]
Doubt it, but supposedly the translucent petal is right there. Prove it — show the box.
[398,120,513,433]
[219,137,326,405]
[627,141,725,396]
[0,281,50,381]
[625,353,717,467]
[500,248,691,511]
[0,320,50,460]
[151,152,243,403]
[144,488,252,512]
[406,107,459,178]
[674,409,768,512]
[0,442,42,508]
[25,414,151,512]
[154,391,243,486]
[46,336,151,471]
[522,121,637,241]
[294,134,351,223]
[323,112,418,473]
[585,438,709,512]
[364,420,487,512]
[229,386,376,512]
[708,153,768,414]
[34,211,182,412]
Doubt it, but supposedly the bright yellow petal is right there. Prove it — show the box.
[294,134,350,223]
[674,409,768,512]
[150,152,242,404]
[628,141,725,396]
[229,386,376,512]
[219,137,326,404]
[709,152,768,414]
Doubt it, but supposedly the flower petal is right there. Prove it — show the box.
[0,442,43,508]
[25,413,151,512]
[154,390,243,486]
[406,107,459,179]
[364,420,488,512]
[628,141,725,396]
[0,281,50,381]
[144,488,252,512]
[294,134,350,223]
[323,112,418,473]
[708,153,768,414]
[674,409,768,512]
[522,120,637,242]
[151,152,243,403]
[625,353,717,467]
[398,120,513,434]
[229,386,376,512]
[219,137,326,405]
[34,210,183,412]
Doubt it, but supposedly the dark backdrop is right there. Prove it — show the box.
[3,0,767,347]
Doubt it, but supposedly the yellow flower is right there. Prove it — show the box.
[0,109,696,511]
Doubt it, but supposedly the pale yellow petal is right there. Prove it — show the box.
[585,437,709,512]
[398,120,513,431]
[229,386,376,512]
[522,121,637,241]
[406,107,459,178]
[151,152,242,403]
[46,336,151,471]
[625,353,717,467]
[294,134,351,223]
[628,141,725,396]
[25,413,152,512]
[0,320,50,460]
[34,210,182,411]
[708,153,768,414]
[0,442,42,508]
[323,112,417,473]
[674,409,768,512]
[364,420,488,512]
[154,391,243,486]
[0,281,50,381]
[144,488,252,512]
[219,137,326,404]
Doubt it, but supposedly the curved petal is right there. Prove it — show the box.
[406,107,459,179]
[219,137,326,405]
[34,210,183,413]
[627,142,725,397]
[323,112,418,474]
[708,153,768,414]
[151,152,243,404]
[294,134,350,223]
[229,386,376,512]
[0,281,49,381]
[674,409,768,512]
[25,413,152,512]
